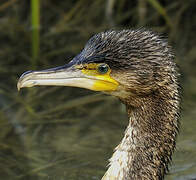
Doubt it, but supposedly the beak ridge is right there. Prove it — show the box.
[17,65,77,90]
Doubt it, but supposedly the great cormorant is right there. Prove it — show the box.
[17,29,180,180]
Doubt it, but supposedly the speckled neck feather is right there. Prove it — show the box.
[102,83,180,180]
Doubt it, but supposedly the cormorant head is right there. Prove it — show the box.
[18,30,175,100]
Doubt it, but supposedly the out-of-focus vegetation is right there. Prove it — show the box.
[31,0,40,68]
[0,0,196,179]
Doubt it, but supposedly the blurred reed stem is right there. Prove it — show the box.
[138,0,147,26]
[31,0,40,68]
[147,0,173,29]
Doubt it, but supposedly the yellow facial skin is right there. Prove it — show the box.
[76,63,119,91]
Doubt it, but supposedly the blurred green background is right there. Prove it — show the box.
[0,0,196,179]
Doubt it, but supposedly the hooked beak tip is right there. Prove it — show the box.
[17,70,34,91]
[17,81,21,91]
[17,84,20,91]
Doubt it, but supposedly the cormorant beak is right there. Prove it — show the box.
[17,63,119,91]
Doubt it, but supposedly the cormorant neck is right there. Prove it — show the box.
[102,89,179,180]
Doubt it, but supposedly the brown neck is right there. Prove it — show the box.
[102,89,180,180]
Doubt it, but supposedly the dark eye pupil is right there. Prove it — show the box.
[98,64,109,74]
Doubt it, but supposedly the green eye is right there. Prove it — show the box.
[97,64,109,74]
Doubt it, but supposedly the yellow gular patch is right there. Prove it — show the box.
[76,63,119,91]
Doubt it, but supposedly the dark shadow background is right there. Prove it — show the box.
[0,0,196,179]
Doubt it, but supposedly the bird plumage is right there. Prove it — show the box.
[17,29,180,180]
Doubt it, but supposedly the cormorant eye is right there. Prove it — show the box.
[97,64,109,74]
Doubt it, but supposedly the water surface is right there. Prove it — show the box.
[0,87,195,180]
